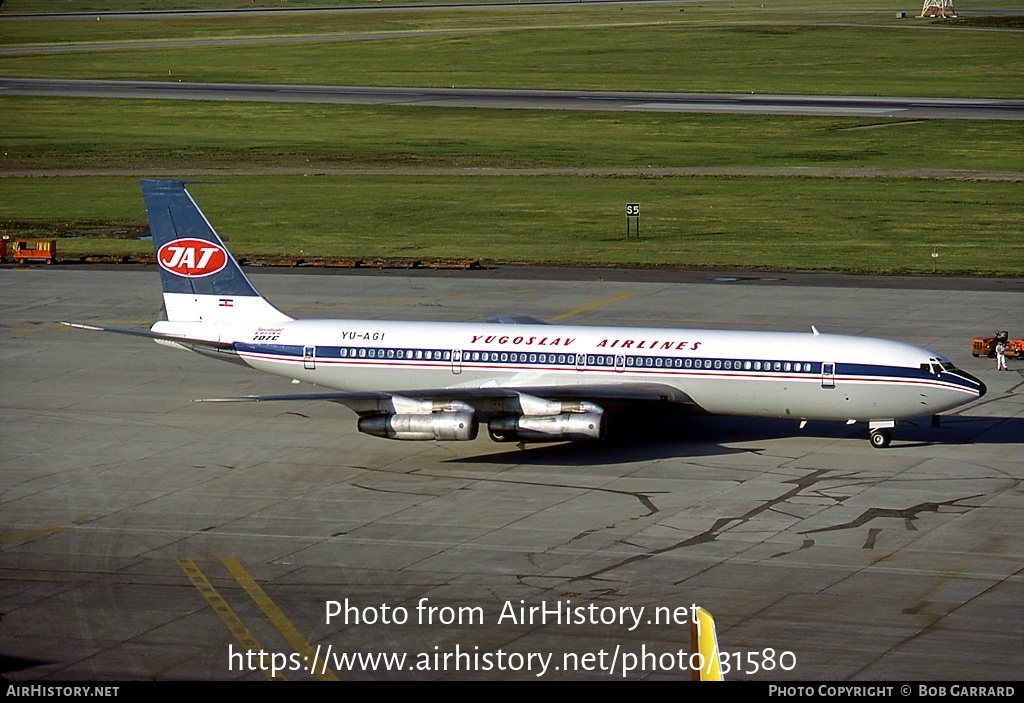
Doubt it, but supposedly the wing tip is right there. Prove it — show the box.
[59,321,103,331]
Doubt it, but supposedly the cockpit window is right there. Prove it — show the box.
[941,362,956,371]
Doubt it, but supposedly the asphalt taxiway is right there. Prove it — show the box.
[4,78,1021,121]
[1,266,1021,680]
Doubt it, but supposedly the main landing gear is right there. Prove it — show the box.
[869,428,892,449]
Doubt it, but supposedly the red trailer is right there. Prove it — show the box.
[11,239,56,265]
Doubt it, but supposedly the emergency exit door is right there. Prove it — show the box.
[821,362,835,388]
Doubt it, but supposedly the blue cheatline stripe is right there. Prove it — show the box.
[233,343,981,394]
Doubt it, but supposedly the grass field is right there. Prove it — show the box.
[3,8,1022,98]
[4,175,1020,276]
[4,97,1022,171]
[1,0,1021,275]
[3,0,529,11]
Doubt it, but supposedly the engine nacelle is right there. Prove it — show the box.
[487,412,606,443]
[358,412,478,441]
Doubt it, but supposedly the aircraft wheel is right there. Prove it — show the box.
[869,429,892,449]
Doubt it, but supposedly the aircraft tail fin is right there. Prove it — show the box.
[142,179,292,325]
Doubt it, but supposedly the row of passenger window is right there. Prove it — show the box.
[338,347,452,361]
[621,357,815,373]
[330,347,816,373]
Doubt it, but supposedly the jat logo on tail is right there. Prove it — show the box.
[157,238,228,278]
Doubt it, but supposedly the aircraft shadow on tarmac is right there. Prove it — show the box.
[448,413,1023,466]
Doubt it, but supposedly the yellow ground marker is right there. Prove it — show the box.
[221,557,339,681]
[546,291,636,323]
[0,526,63,541]
[690,607,724,681]
[176,558,281,681]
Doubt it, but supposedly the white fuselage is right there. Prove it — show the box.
[165,317,985,424]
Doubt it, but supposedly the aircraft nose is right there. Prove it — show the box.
[958,370,987,398]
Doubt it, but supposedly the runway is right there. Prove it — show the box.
[1,266,1021,680]
[3,78,1021,120]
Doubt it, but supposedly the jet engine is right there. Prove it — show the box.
[487,411,606,443]
[358,412,478,441]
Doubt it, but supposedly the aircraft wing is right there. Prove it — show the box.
[198,382,696,417]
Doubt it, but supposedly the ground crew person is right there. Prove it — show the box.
[995,341,1008,371]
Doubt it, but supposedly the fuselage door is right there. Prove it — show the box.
[304,345,316,370]
[821,362,835,388]
[615,354,626,373]
[576,353,587,372]
[452,349,462,375]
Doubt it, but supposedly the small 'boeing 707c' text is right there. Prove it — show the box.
[64,180,986,449]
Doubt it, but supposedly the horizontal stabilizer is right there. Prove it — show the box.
[59,321,235,351]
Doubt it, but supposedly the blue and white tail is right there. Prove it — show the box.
[142,179,292,325]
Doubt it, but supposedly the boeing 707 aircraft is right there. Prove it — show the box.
[65,180,986,449]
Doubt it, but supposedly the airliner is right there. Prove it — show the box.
[64,180,986,449]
